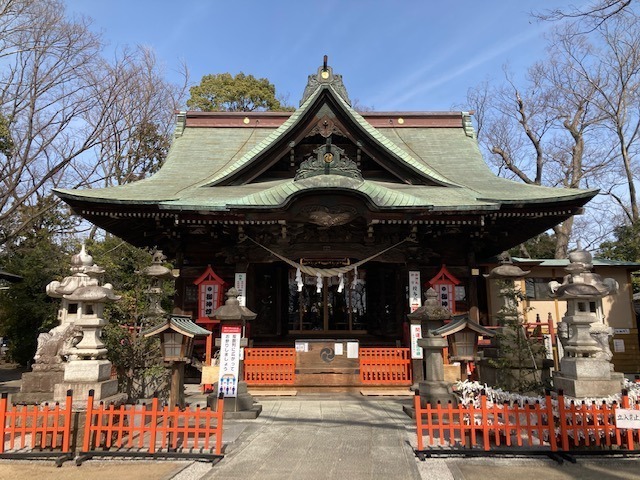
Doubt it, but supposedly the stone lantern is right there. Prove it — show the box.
[549,247,623,398]
[407,288,457,406]
[51,245,125,407]
[207,287,261,418]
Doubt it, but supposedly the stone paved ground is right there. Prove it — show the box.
[202,395,421,480]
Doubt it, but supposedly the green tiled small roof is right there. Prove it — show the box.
[143,315,211,338]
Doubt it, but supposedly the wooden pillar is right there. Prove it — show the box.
[467,251,480,322]
[169,361,185,409]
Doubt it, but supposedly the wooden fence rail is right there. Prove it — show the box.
[415,390,640,456]
[78,390,225,464]
[360,348,412,385]
[0,391,73,465]
[244,348,296,385]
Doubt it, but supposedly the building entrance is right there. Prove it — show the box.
[288,269,366,332]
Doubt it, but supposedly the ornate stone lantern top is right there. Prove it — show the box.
[549,246,618,300]
[212,287,257,322]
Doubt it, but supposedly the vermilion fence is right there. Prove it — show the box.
[242,347,412,386]
[244,348,296,385]
[78,390,225,464]
[414,390,640,457]
[360,348,412,385]
[0,391,73,465]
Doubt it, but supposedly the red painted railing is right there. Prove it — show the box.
[244,348,296,385]
[414,390,640,453]
[0,391,72,457]
[360,348,412,385]
[80,390,225,461]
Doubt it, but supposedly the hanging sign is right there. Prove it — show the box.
[409,271,421,313]
[218,325,241,397]
[410,324,423,359]
[235,273,247,307]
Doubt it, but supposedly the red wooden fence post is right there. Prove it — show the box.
[621,389,634,450]
[414,391,424,451]
[544,391,557,451]
[0,393,7,454]
[480,393,490,451]
[215,392,224,455]
[82,389,95,452]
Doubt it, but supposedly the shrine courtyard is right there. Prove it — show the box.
[1,364,639,480]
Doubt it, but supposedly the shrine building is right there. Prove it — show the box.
[55,63,602,387]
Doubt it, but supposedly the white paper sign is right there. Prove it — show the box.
[615,409,640,429]
[218,325,241,397]
[410,324,423,359]
[614,339,625,353]
[409,271,421,313]
[334,343,344,356]
[235,273,247,306]
[347,342,359,359]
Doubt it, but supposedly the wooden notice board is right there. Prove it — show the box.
[294,339,359,375]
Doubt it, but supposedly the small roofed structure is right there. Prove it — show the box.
[143,315,211,362]
[433,316,496,367]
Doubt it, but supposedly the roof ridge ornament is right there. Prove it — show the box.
[300,55,351,106]
[294,144,363,181]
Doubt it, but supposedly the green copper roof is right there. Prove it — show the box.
[143,315,211,338]
[55,67,597,215]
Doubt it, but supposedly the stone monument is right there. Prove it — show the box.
[207,287,261,418]
[549,247,624,398]
[14,245,95,403]
[407,288,457,405]
[50,245,125,407]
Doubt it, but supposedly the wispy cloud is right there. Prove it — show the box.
[378,21,550,110]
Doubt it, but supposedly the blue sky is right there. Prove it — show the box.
[65,0,562,111]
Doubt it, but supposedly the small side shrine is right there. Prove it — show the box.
[193,265,226,369]
[427,265,461,314]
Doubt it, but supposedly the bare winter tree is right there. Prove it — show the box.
[535,0,632,30]
[467,32,608,258]
[469,4,640,257]
[84,47,187,188]
[0,0,187,246]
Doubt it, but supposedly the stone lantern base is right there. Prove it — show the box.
[553,357,624,398]
[207,381,262,419]
[53,359,126,408]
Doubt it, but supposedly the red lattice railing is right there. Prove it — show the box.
[0,391,72,457]
[414,390,640,453]
[359,348,412,385]
[244,348,296,385]
[80,390,225,462]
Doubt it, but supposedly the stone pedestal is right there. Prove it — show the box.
[207,381,262,419]
[53,359,125,408]
[417,334,457,406]
[12,365,65,404]
[553,356,624,398]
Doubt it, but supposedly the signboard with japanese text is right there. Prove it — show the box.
[615,409,640,429]
[218,325,241,397]
[200,283,219,318]
[235,273,247,307]
[410,324,423,359]
[409,271,421,313]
